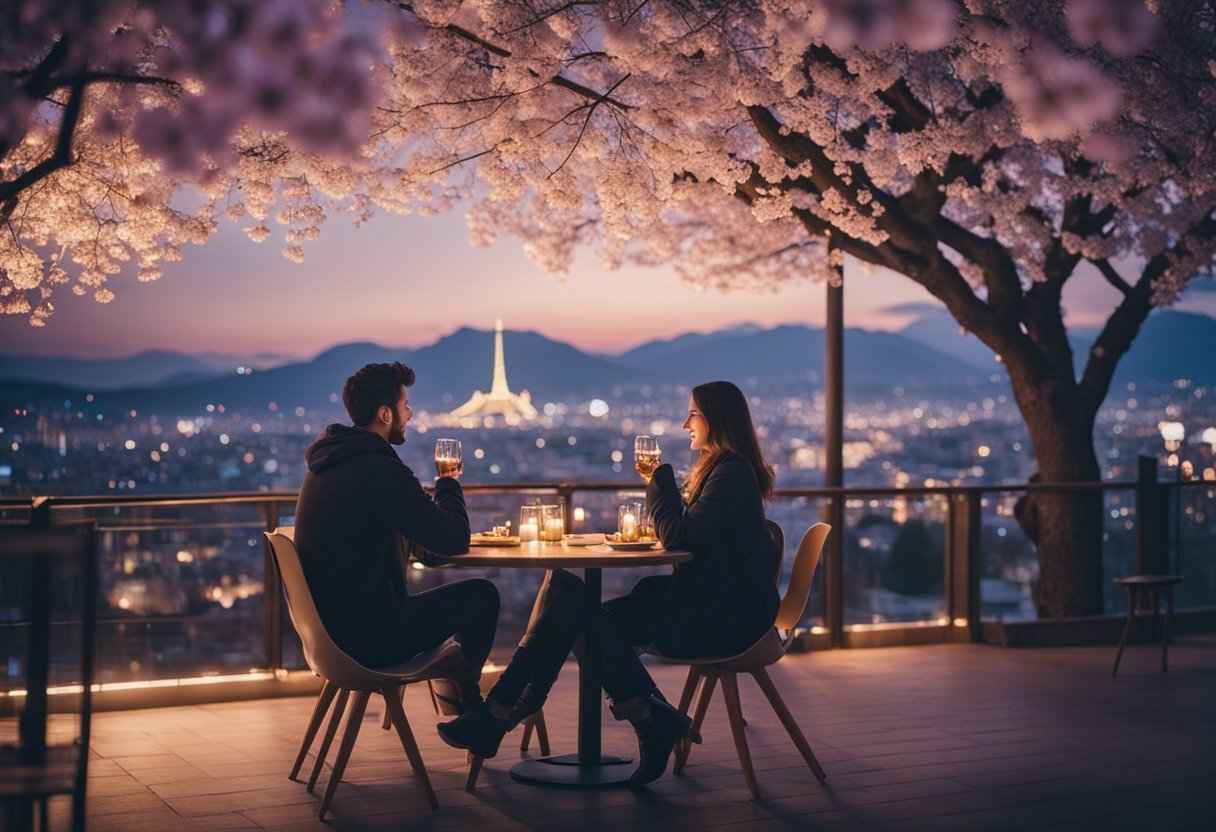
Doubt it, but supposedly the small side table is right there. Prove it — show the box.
[1111,575,1183,676]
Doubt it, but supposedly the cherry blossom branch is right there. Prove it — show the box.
[77,72,182,93]
[1091,257,1132,296]
[549,73,630,176]
[498,2,597,35]
[0,77,86,222]
[1078,214,1216,417]
[390,1,633,110]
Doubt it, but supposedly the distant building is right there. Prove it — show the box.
[450,319,537,423]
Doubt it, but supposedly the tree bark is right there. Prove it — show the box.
[1007,367,1105,617]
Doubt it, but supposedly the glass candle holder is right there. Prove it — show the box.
[539,503,565,541]
[519,505,542,543]
[618,501,644,542]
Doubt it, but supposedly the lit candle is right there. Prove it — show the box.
[621,512,637,542]
[520,518,538,542]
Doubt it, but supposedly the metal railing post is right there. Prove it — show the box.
[1135,455,1168,575]
[30,495,50,528]
[822,250,845,648]
[262,499,283,672]
[947,491,982,643]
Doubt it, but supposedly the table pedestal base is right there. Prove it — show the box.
[509,753,634,788]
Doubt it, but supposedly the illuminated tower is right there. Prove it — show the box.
[450,320,538,423]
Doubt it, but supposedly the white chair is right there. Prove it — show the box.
[265,530,478,816]
[667,523,830,799]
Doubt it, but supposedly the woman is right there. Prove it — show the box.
[439,380,779,787]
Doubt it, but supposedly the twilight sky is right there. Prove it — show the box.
[2,207,1213,361]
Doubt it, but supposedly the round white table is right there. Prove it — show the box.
[435,542,690,788]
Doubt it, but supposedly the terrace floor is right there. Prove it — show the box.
[76,636,1216,832]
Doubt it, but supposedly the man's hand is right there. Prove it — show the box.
[436,460,464,480]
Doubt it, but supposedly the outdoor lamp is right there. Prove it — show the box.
[1159,420,1185,451]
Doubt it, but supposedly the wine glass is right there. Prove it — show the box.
[434,438,462,478]
[634,435,661,481]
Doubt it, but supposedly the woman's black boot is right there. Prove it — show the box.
[505,686,547,731]
[610,693,697,788]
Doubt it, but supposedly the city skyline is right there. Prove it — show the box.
[5,206,1214,361]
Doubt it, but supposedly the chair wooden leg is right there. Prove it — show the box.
[382,684,408,731]
[672,668,702,773]
[1163,586,1175,673]
[427,679,440,714]
[291,680,338,780]
[751,667,826,781]
[319,690,370,819]
[719,671,760,800]
[1112,585,1136,676]
[534,708,551,756]
[519,708,551,755]
[381,685,440,810]
[675,669,717,774]
[465,755,485,791]
[308,688,349,792]
[675,665,700,716]
[519,715,534,751]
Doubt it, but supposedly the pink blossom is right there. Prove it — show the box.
[1002,43,1121,140]
[1066,0,1159,58]
[819,0,957,53]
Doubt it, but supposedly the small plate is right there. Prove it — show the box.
[470,535,520,547]
[604,540,659,552]
[563,534,607,547]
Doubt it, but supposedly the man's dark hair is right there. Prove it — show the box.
[342,362,415,427]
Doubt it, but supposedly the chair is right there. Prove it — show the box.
[273,526,350,790]
[0,525,97,832]
[668,523,830,800]
[1111,574,1184,676]
[264,530,477,817]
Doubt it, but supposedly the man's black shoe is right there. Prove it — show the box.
[436,702,510,759]
[431,678,482,716]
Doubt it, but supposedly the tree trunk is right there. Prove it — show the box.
[1011,375,1105,617]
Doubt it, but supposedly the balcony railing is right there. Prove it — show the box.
[1,479,1213,705]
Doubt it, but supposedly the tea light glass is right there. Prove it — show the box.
[519,505,542,542]
[539,503,565,542]
[618,501,644,542]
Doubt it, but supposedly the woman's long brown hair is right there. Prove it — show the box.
[684,380,774,503]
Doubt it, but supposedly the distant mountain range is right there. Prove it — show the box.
[1,311,1212,415]
[896,309,1216,384]
[0,349,290,391]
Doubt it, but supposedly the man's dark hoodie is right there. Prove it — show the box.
[294,424,470,668]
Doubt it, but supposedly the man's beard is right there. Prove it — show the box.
[389,413,407,445]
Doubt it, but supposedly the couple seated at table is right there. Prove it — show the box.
[294,362,779,788]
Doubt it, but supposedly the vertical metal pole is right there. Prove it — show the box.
[74,526,97,832]
[822,243,845,648]
[947,491,983,643]
[263,501,283,673]
[579,568,603,763]
[561,486,574,535]
[1134,456,1167,575]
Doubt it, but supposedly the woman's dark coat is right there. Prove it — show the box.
[645,452,780,658]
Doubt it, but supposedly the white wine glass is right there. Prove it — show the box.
[634,435,661,481]
[435,438,462,479]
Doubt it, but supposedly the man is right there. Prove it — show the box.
[295,362,496,712]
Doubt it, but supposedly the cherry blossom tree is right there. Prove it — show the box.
[0,0,377,323]
[4,0,1214,616]
[365,0,1214,617]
